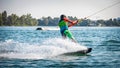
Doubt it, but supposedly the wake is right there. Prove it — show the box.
[0,38,87,59]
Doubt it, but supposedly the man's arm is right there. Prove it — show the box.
[63,18,73,23]
[63,18,78,27]
[68,20,78,27]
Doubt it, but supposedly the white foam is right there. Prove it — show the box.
[0,38,87,59]
[40,27,59,30]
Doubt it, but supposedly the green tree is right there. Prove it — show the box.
[0,13,3,26]
[42,17,49,25]
[2,11,7,25]
[24,14,38,26]
[19,15,26,26]
[7,14,19,26]
[25,14,32,26]
[31,18,38,26]
[19,14,38,26]
[96,20,105,26]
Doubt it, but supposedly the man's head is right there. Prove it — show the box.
[60,14,66,20]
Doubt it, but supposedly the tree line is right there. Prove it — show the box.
[0,11,38,26]
[0,11,120,26]
[38,16,120,26]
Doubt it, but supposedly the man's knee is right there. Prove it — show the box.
[64,30,74,39]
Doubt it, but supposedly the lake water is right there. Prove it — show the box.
[0,26,120,68]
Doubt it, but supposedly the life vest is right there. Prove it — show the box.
[58,20,68,32]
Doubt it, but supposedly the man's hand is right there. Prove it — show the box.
[68,20,78,27]
[73,20,78,24]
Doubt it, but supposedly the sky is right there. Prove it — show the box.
[0,0,120,20]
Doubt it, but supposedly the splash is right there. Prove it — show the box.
[0,38,87,59]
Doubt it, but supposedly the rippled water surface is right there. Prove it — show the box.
[0,26,120,68]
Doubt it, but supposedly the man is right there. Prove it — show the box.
[58,14,78,43]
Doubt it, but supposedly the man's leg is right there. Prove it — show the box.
[62,34,66,39]
[64,30,77,43]
[61,30,66,39]
[71,38,77,43]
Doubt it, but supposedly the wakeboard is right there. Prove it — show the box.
[62,48,92,56]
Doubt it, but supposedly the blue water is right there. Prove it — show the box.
[0,26,120,68]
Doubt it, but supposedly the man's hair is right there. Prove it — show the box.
[60,14,66,20]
